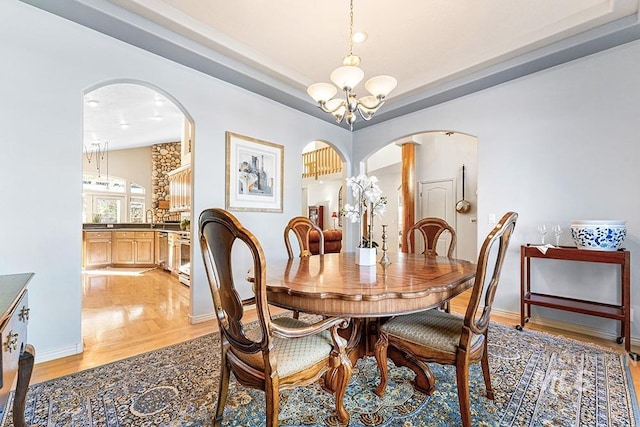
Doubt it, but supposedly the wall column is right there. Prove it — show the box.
[398,140,418,253]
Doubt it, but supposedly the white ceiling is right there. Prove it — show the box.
[84,84,184,151]
[27,0,639,150]
[108,0,638,98]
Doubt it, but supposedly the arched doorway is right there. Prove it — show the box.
[364,131,478,260]
[81,81,195,356]
[301,140,348,249]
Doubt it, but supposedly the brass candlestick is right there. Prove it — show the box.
[379,224,391,266]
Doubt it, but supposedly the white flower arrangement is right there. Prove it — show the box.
[343,174,387,248]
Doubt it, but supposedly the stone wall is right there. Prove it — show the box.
[151,142,181,223]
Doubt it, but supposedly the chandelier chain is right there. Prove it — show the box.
[349,0,354,56]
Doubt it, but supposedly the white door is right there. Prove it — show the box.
[418,179,456,256]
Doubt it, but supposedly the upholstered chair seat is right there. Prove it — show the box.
[380,310,482,355]
[237,317,333,378]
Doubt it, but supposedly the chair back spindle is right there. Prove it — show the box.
[199,209,269,353]
[406,217,456,256]
[284,216,324,258]
[465,212,518,336]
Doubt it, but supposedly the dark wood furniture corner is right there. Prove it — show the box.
[0,273,35,427]
[519,245,636,359]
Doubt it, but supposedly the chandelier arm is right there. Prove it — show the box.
[357,96,385,111]
[98,141,108,159]
[346,90,359,114]
[83,144,94,163]
[356,96,386,121]
[318,100,347,115]
[357,106,375,121]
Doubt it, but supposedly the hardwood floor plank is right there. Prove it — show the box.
[30,270,640,405]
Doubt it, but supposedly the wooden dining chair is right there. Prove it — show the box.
[374,212,518,427]
[406,217,457,312]
[284,216,325,318]
[199,208,352,426]
[284,216,324,258]
[405,217,457,257]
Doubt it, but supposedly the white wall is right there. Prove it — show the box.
[367,143,401,173]
[366,162,402,252]
[366,145,402,251]
[353,39,640,338]
[0,0,351,362]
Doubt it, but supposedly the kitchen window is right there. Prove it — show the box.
[130,197,145,223]
[82,173,146,223]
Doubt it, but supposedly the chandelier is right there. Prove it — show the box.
[84,141,109,177]
[307,0,397,130]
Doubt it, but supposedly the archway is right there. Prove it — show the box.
[301,140,349,250]
[81,80,195,356]
[364,130,478,260]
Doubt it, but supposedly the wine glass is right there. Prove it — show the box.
[552,225,562,246]
[536,224,548,244]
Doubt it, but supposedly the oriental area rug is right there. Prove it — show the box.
[2,322,638,426]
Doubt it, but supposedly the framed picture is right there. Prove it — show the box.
[225,132,284,212]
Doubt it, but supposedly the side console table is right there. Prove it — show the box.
[0,273,35,427]
[519,245,636,359]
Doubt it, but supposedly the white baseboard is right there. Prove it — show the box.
[492,307,640,348]
[189,312,217,324]
[35,341,84,364]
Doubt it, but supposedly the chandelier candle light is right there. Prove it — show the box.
[307,0,397,130]
[343,174,387,265]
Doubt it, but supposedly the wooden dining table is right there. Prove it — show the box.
[266,252,476,391]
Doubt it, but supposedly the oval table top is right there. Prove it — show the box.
[266,252,476,318]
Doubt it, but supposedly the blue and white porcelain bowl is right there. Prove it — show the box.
[570,220,626,251]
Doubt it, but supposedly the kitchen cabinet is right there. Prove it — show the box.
[112,231,155,265]
[167,232,181,275]
[156,232,168,268]
[168,164,191,212]
[83,231,112,268]
[181,117,193,166]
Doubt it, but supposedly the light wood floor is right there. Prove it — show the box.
[31,269,640,403]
